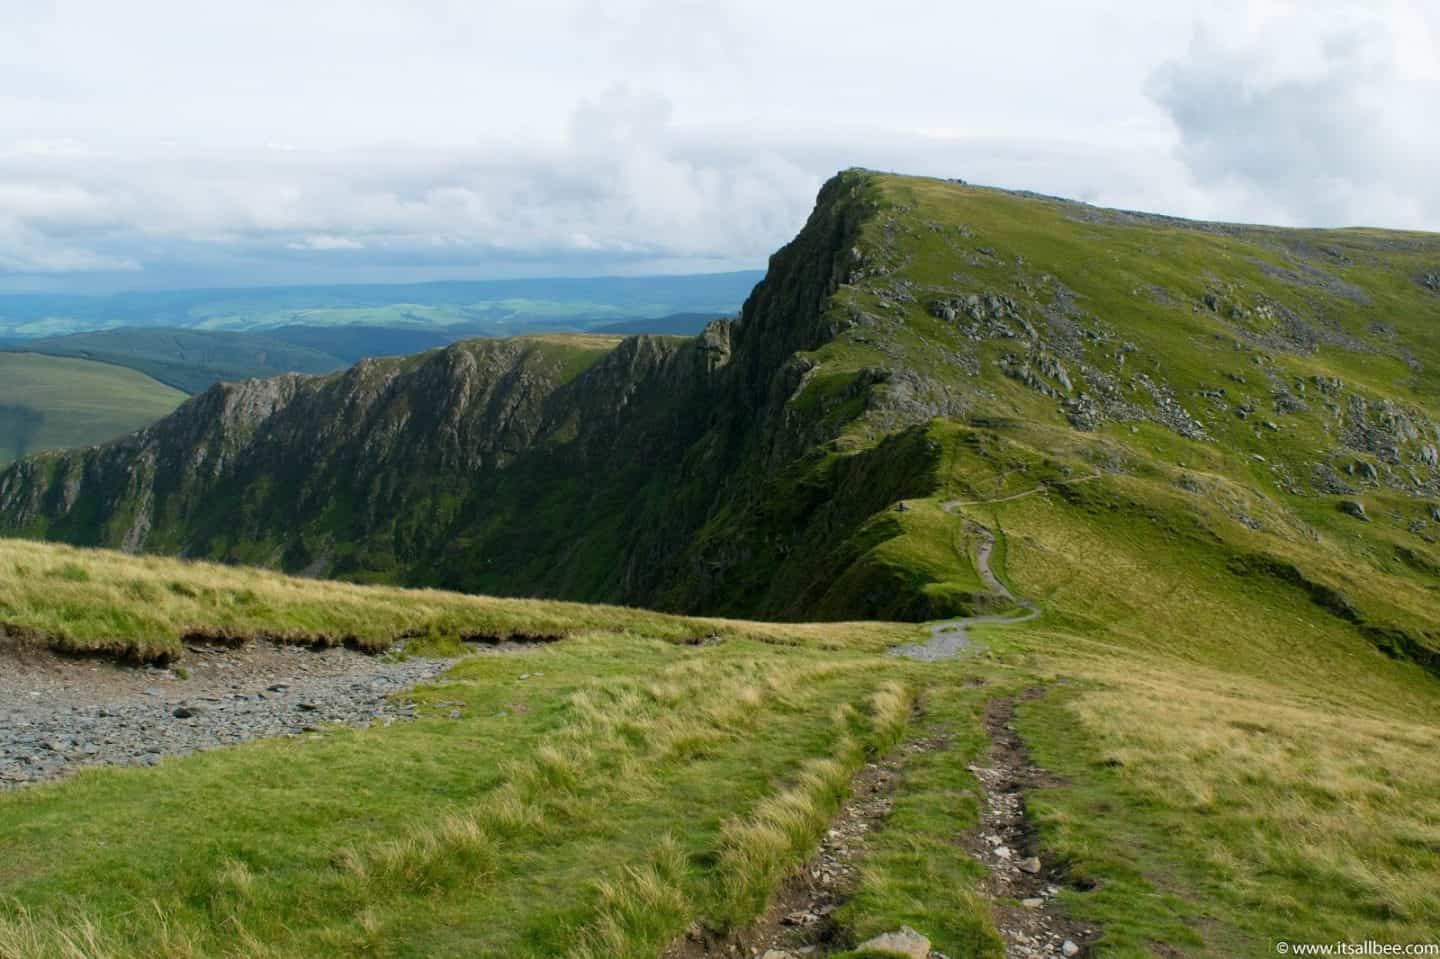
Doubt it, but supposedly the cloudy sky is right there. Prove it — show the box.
[1,0,1436,291]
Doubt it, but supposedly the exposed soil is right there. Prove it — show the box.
[0,637,467,788]
[664,735,947,959]
[967,692,1100,958]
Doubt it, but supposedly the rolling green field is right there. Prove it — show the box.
[0,354,184,465]
[6,329,348,394]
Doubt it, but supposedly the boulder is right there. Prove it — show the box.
[855,926,931,959]
[1338,500,1370,521]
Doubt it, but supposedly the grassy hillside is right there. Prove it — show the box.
[8,173,1438,660]
[7,328,347,394]
[1,174,1438,954]
[0,354,184,465]
[0,535,1435,957]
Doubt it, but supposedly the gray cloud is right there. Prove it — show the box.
[1150,1,1440,228]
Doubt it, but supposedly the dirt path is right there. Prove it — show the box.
[664,735,945,959]
[891,474,1104,661]
[889,524,1038,661]
[939,472,1102,511]
[968,693,1099,958]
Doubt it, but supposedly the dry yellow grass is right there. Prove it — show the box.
[0,538,910,662]
[1021,650,1440,945]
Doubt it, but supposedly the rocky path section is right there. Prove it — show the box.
[666,736,945,959]
[967,693,1099,958]
[890,524,1038,661]
[0,640,451,788]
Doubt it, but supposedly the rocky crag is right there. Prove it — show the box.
[4,172,1440,661]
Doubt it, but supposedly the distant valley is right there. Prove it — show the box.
[0,272,761,339]
[0,353,185,465]
[0,272,753,463]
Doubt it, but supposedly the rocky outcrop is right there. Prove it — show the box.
[0,172,928,621]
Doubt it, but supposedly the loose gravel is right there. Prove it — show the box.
[1,640,451,788]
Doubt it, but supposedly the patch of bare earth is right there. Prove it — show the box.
[665,735,946,959]
[966,691,1100,958]
[0,637,459,788]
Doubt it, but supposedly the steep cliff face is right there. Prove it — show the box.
[0,171,940,618]
[8,169,1440,649]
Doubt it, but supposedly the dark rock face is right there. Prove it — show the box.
[0,172,932,621]
[1339,500,1370,521]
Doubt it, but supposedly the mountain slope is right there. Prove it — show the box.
[3,171,1439,666]
[7,328,348,394]
[0,353,185,465]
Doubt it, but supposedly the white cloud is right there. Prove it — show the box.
[0,1,1434,286]
[286,234,366,252]
[1148,0,1440,228]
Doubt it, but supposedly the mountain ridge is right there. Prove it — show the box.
[4,171,1440,671]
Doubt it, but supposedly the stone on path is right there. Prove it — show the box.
[854,925,931,959]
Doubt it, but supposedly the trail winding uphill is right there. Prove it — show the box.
[889,521,1038,661]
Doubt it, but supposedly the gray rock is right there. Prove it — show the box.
[1062,941,1081,957]
[1339,500,1370,521]
[855,926,931,959]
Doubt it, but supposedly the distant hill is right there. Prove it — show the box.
[0,353,184,464]
[0,271,764,339]
[591,312,727,336]
[263,325,463,365]
[8,328,348,394]
[8,319,733,396]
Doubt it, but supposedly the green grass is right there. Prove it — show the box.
[0,538,909,663]
[833,670,1007,959]
[0,614,939,958]
[0,353,184,465]
[3,524,1440,957]
[1015,660,1440,956]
